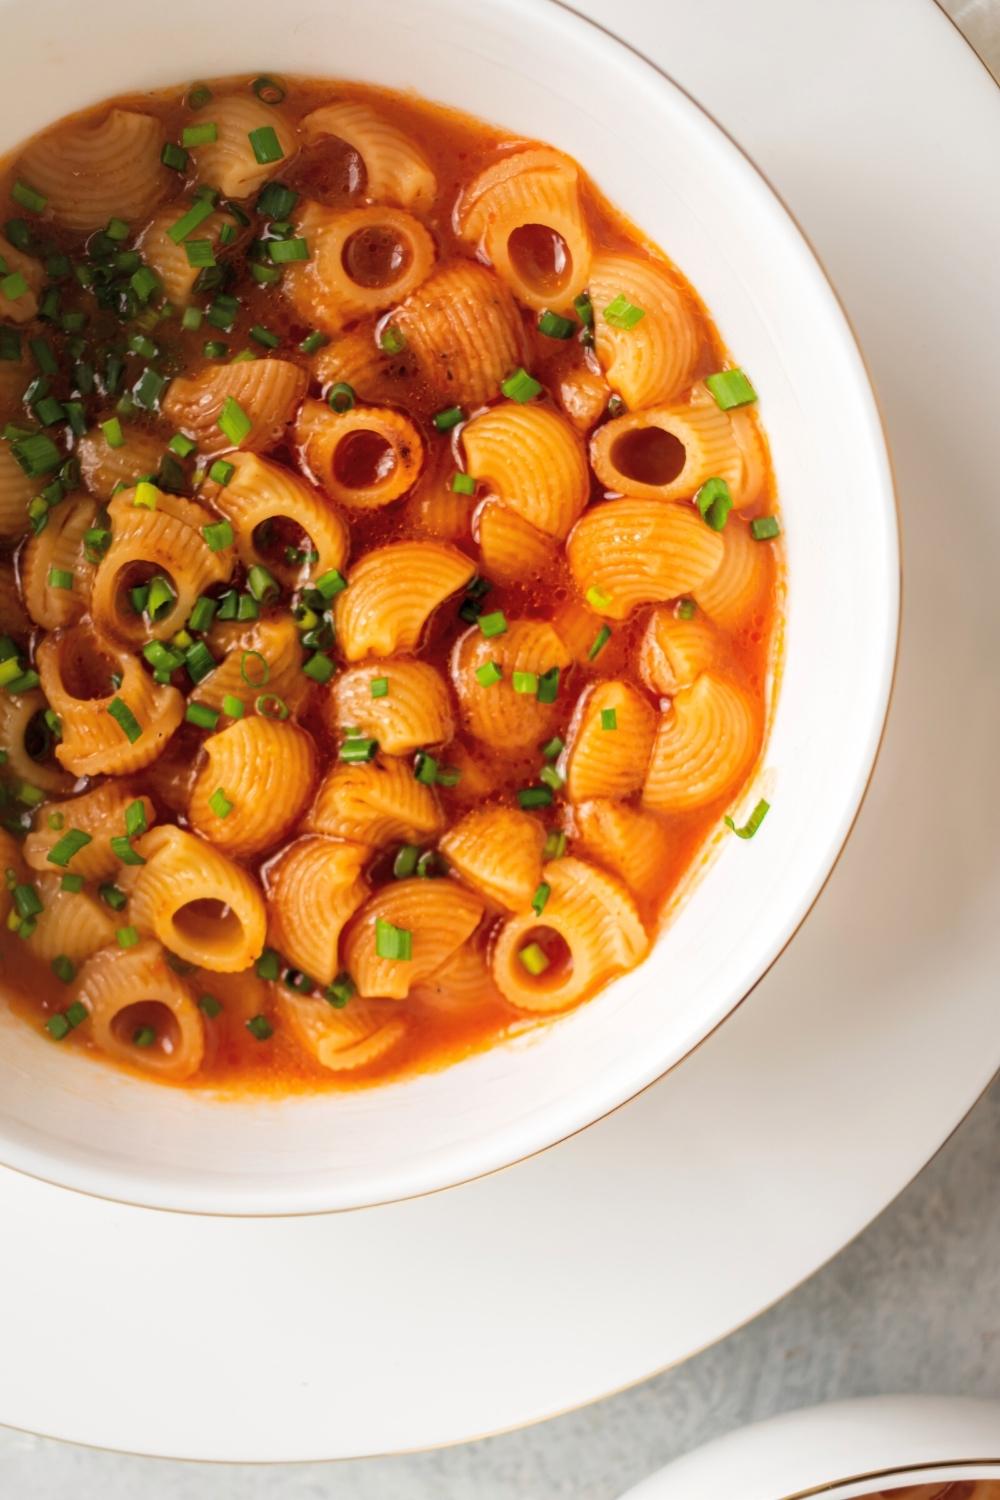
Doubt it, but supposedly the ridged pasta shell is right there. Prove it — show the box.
[25,873,116,965]
[343,876,484,1000]
[76,938,205,1082]
[463,403,589,539]
[306,756,444,847]
[196,615,310,720]
[313,328,403,407]
[395,260,529,407]
[638,606,719,696]
[693,515,771,629]
[264,835,369,986]
[20,495,96,630]
[276,987,408,1073]
[436,741,502,804]
[590,400,747,504]
[458,147,591,310]
[24,781,156,881]
[127,825,267,973]
[294,398,424,508]
[284,202,436,334]
[562,680,656,802]
[410,936,501,1015]
[402,439,474,544]
[204,451,348,589]
[451,619,571,752]
[91,489,232,645]
[491,855,648,1013]
[188,717,318,859]
[439,806,545,910]
[547,349,611,432]
[17,109,169,232]
[643,672,760,814]
[137,205,233,307]
[566,499,724,620]
[0,444,35,540]
[0,234,43,322]
[300,101,437,211]
[475,500,556,585]
[326,657,454,755]
[0,688,74,794]
[571,799,673,912]
[551,596,605,664]
[335,540,475,660]
[142,727,202,815]
[189,94,298,200]
[38,623,184,777]
[77,422,165,501]
[162,358,307,458]
[589,252,702,408]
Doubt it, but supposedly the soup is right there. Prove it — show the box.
[867,1485,1000,1498]
[0,74,781,1090]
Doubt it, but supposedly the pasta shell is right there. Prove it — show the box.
[437,741,502,804]
[451,619,571,752]
[20,495,96,629]
[562,680,656,801]
[643,672,760,813]
[458,147,591,309]
[77,422,165,501]
[439,806,545,910]
[491,855,648,1013]
[590,400,748,504]
[0,234,43,322]
[188,717,317,859]
[343,877,484,1000]
[638,606,719,696]
[475,500,556,585]
[410,936,502,1015]
[551,596,605,664]
[25,873,116,965]
[127,825,267,972]
[76,939,205,1082]
[196,615,310,720]
[566,499,724,620]
[306,756,444,847]
[204,451,348,590]
[570,799,673,912]
[264,835,369,986]
[334,540,475,660]
[463,402,589,539]
[91,488,232,645]
[548,350,611,432]
[38,623,184,777]
[395,260,529,408]
[16,108,169,232]
[24,782,156,881]
[0,443,35,540]
[326,657,454,755]
[294,398,424,508]
[137,204,234,306]
[0,688,74,794]
[693,515,772,629]
[589,252,702,408]
[162,358,307,458]
[312,327,405,407]
[276,988,408,1073]
[402,439,475,544]
[189,94,298,199]
[284,202,435,334]
[301,100,437,211]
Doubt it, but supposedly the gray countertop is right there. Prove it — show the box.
[2,1,998,1494]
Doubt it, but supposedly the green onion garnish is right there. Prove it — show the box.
[161,142,189,173]
[186,701,220,730]
[257,180,298,218]
[543,829,567,860]
[218,395,252,447]
[676,598,696,620]
[47,567,73,591]
[99,882,128,909]
[600,707,617,730]
[695,476,733,532]
[101,417,125,449]
[603,294,645,330]
[182,122,218,148]
[187,595,218,633]
[536,667,560,704]
[370,676,389,699]
[299,330,329,355]
[250,324,280,349]
[197,992,222,1018]
[500,367,542,403]
[587,625,611,661]
[518,786,554,809]
[256,693,289,720]
[375,917,412,961]
[538,310,575,339]
[247,564,279,603]
[393,844,419,878]
[184,640,216,684]
[475,661,502,688]
[50,955,76,984]
[11,432,61,476]
[531,882,551,916]
[267,236,308,263]
[185,239,216,270]
[167,197,215,244]
[208,459,235,486]
[573,291,593,327]
[11,180,47,214]
[327,382,355,413]
[725,799,770,840]
[117,925,140,949]
[45,1013,71,1040]
[379,324,405,355]
[46,828,92,867]
[477,610,507,639]
[705,368,757,409]
[124,799,147,838]
[246,1013,274,1040]
[202,518,234,551]
[324,972,354,1008]
[60,873,85,893]
[208,786,233,818]
[132,367,167,410]
[512,670,538,694]
[252,75,286,104]
[303,652,334,683]
[314,568,347,599]
[519,942,550,976]
[539,765,563,792]
[452,472,475,495]
[107,697,142,743]
[541,736,564,759]
[109,835,145,866]
[432,405,464,432]
[222,693,245,718]
[413,750,438,784]
[750,515,781,541]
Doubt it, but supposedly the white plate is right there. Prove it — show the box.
[1,0,998,1459]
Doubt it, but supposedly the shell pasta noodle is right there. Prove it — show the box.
[0,70,781,1092]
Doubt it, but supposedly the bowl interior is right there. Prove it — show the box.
[0,0,897,1212]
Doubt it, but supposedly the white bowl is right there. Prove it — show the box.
[618,1396,1000,1499]
[0,0,898,1213]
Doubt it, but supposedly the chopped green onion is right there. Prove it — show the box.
[99,882,128,909]
[246,1013,274,1040]
[182,122,218,148]
[536,666,560,703]
[208,459,235,486]
[222,693,245,719]
[541,736,564,759]
[250,323,280,349]
[303,652,334,683]
[45,1013,70,1040]
[46,828,92,867]
[107,697,142,743]
[750,515,781,541]
[587,625,612,661]
[256,693,289,720]
[370,676,389,699]
[477,610,507,639]
[573,291,593,327]
[518,786,554,809]
[539,765,563,792]
[167,197,215,244]
[267,236,308,263]
[314,568,347,599]
[705,368,757,410]
[208,787,233,818]
[186,701,220,730]
[531,882,551,916]
[327,382,355,413]
[168,432,197,460]
[117,925,140,949]
[184,239,216,269]
[500,366,542,402]
[124,799,148,838]
[676,598,696,620]
[161,141,189,172]
[198,992,222,1018]
[695,476,733,532]
[375,917,412,961]
[725,799,770,840]
[218,395,252,447]
[187,83,213,109]
[379,324,405,354]
[600,707,618,731]
[393,844,419,879]
[252,75,286,104]
[257,180,298,217]
[30,338,58,374]
[239,650,269,687]
[451,472,475,495]
[585,585,612,611]
[60,873,85,893]
[324,973,354,1008]
[187,595,218,633]
[339,735,379,763]
[433,405,464,431]
[11,180,47,214]
[11,432,61,477]
[0,270,29,301]
[299,330,329,355]
[475,661,502,688]
[538,309,575,339]
[51,955,76,984]
[247,564,279,603]
[543,829,567,859]
[109,835,145,866]
[518,942,550,976]
[181,306,203,331]
[130,266,161,304]
[132,367,167,410]
[255,948,281,981]
[47,566,73,591]
[146,574,176,621]
[101,416,125,449]
[184,640,216,683]
[603,294,645,330]
[132,480,159,511]
[413,750,438,784]
[131,1024,156,1049]
[202,518,234,551]
[512,670,539,694]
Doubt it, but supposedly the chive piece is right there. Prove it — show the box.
[19,783,45,807]
[375,917,412,961]
[324,973,354,1008]
[186,701,220,730]
[107,697,142,743]
[181,306,203,331]
[750,515,781,541]
[256,693,289,720]
[185,640,216,684]
[101,417,125,449]
[161,141,189,173]
[208,787,233,818]
[433,405,464,431]
[314,568,347,600]
[250,324,280,349]
[585,585,612,611]
[202,518,234,551]
[379,323,406,355]
[299,330,329,355]
[60,873,85,893]
[11,180,47,214]
[536,667,560,704]
[187,83,213,109]
[218,395,252,446]
[124,799,148,838]
[109,836,145,866]
[451,472,476,495]
[543,829,567,860]
[539,765,563,792]
[0,270,29,301]
[725,799,771,840]
[167,197,215,244]
[239,650,269,687]
[11,432,61,476]
[133,480,159,510]
[538,309,576,339]
[252,75,286,104]
[246,1013,274,1040]
[512,670,539,694]
[695,476,733,532]
[182,122,218,148]
[573,291,593,326]
[600,707,618,731]
[0,327,22,361]
[130,266,161,304]
[603,294,645,330]
[339,735,379,763]
[531,882,551,916]
[518,786,554,809]
[255,948,281,981]
[51,954,76,984]
[184,239,216,270]
[370,676,389,699]
[117,925,140,949]
[267,236,308,264]
[197,992,222,1018]
[208,458,235,486]
[131,1024,156,1049]
[519,942,550,976]
[46,1013,71,1040]
[132,368,167,410]
[13,883,43,919]
[5,670,40,694]
[303,652,334,684]
[413,750,438,784]
[146,574,176,621]
[475,661,502,687]
[47,566,73,591]
[169,432,197,460]
[541,736,564,759]
[30,337,58,374]
[187,595,218,633]
[477,610,507,639]
[98,882,128,910]
[222,693,245,719]
[676,598,696,620]
[587,625,612,661]
[46,828,92,867]
[500,366,542,402]
[257,180,298,217]
[393,844,419,878]
[247,564,279,603]
[705,368,757,410]
[327,382,355,413]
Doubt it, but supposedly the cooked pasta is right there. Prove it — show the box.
[0,73,780,1092]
